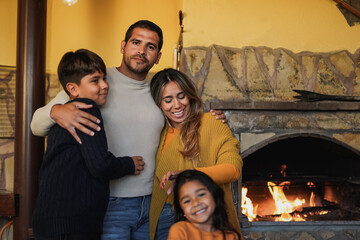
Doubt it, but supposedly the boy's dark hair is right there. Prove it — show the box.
[173,169,241,240]
[57,49,106,95]
[125,20,163,52]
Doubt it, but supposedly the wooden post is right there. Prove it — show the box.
[14,0,46,239]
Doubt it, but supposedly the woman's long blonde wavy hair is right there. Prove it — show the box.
[150,68,203,165]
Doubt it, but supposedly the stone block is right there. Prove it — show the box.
[241,132,275,152]
[276,49,304,100]
[247,231,263,240]
[295,232,316,240]
[316,58,346,95]
[343,229,357,239]
[318,230,335,240]
[202,46,243,102]
[333,133,360,152]
[313,114,352,130]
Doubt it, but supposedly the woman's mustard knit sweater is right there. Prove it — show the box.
[149,112,243,239]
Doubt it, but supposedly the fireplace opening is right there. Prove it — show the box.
[241,135,360,222]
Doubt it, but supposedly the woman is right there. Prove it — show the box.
[149,68,243,240]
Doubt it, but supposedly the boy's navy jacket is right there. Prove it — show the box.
[32,98,135,237]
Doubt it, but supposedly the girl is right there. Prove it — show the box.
[168,170,242,240]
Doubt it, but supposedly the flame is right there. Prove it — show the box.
[241,187,258,221]
[241,178,330,222]
[308,182,316,207]
[267,181,305,221]
[310,192,315,207]
[280,164,287,177]
[307,182,315,188]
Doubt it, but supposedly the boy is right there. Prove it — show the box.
[32,49,144,240]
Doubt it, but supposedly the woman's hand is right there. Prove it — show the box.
[210,109,228,123]
[160,170,182,195]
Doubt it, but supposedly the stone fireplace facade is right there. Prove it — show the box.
[181,45,360,239]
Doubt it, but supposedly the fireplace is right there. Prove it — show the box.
[242,136,360,223]
[209,101,360,240]
[180,44,360,239]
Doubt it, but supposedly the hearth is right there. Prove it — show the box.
[241,136,360,223]
[208,100,360,239]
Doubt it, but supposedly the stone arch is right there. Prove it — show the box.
[241,133,360,181]
[241,132,360,158]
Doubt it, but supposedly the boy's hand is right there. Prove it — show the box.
[210,109,228,123]
[50,102,100,144]
[131,156,145,175]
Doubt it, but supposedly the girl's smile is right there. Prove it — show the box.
[179,180,216,232]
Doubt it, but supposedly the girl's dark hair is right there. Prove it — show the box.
[173,170,241,239]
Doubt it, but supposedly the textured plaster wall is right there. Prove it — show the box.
[183,0,360,53]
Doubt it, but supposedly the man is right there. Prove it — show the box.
[31,20,226,239]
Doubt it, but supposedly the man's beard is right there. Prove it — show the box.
[124,54,152,74]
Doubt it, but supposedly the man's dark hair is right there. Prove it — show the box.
[57,49,106,95]
[125,20,163,52]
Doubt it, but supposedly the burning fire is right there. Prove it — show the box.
[241,166,329,221]
[267,181,305,221]
[241,187,258,221]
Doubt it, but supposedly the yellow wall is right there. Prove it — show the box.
[0,0,17,66]
[183,0,360,52]
[0,0,182,73]
[46,0,182,74]
[1,0,359,71]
